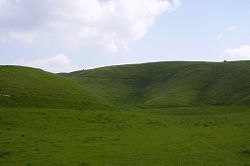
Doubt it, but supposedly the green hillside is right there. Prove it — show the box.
[0,66,111,109]
[1,62,250,165]
[63,61,250,108]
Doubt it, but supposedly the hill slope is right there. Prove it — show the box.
[63,61,250,107]
[0,66,111,109]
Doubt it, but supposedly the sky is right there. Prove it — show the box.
[0,0,250,73]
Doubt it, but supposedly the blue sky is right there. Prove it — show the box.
[0,0,250,72]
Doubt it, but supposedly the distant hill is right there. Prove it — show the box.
[0,66,111,109]
[63,61,250,108]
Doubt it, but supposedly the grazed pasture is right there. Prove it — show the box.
[1,107,250,165]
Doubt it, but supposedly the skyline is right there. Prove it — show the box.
[0,0,250,72]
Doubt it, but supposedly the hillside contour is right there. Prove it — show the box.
[63,61,250,108]
[0,66,111,109]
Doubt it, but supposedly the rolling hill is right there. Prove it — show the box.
[1,62,250,165]
[63,61,250,108]
[0,66,111,109]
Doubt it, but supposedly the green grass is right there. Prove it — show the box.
[1,107,250,165]
[1,62,250,165]
[64,61,250,107]
[0,66,111,110]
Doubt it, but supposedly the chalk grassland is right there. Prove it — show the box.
[0,66,111,110]
[64,61,250,108]
[1,61,250,109]
[0,61,250,165]
[0,107,250,166]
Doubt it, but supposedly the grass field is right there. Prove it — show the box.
[1,107,250,166]
[1,62,250,165]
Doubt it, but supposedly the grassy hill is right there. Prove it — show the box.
[1,61,249,109]
[63,61,250,108]
[1,62,250,165]
[0,66,111,109]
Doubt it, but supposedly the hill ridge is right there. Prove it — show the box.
[63,61,250,107]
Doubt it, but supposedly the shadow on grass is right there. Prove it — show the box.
[0,151,11,158]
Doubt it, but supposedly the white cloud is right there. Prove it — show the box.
[217,33,223,40]
[0,0,181,53]
[0,31,36,45]
[14,54,80,73]
[217,25,237,40]
[223,45,250,60]
[227,26,237,32]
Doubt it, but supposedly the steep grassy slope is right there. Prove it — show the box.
[63,61,250,107]
[0,66,111,109]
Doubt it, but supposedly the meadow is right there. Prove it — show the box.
[1,107,250,165]
[1,62,250,165]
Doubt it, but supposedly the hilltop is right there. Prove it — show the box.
[0,66,111,109]
[63,61,250,108]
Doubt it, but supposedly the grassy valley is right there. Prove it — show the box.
[1,61,250,165]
